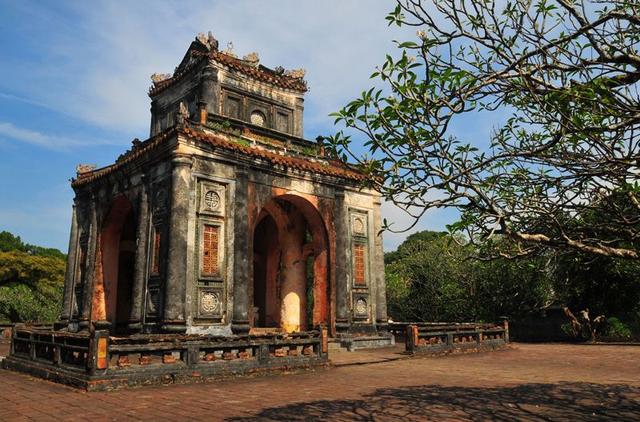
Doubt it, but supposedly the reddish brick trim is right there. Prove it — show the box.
[201,224,220,276]
[148,50,307,97]
[353,243,366,286]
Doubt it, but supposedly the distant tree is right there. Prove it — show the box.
[0,231,66,322]
[385,230,553,321]
[0,231,24,252]
[385,230,448,264]
[0,230,65,259]
[328,0,640,259]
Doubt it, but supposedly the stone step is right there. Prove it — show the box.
[331,334,396,352]
[328,340,348,352]
[249,327,284,335]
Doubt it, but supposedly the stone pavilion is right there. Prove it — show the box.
[58,32,389,343]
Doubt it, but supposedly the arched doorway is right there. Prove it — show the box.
[252,195,329,333]
[100,196,137,334]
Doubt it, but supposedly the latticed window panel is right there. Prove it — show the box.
[202,224,220,276]
[353,243,366,285]
[151,231,161,276]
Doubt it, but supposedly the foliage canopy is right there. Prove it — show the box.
[0,231,65,322]
[328,0,640,259]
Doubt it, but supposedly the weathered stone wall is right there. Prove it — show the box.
[150,57,304,138]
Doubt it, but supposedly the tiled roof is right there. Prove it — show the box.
[72,125,365,188]
[148,49,307,97]
[72,128,178,188]
[181,127,366,181]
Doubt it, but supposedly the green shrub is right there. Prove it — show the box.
[0,250,64,322]
[605,317,632,339]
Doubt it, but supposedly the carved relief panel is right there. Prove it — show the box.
[350,210,371,321]
[199,181,226,217]
[197,287,223,320]
[223,93,243,120]
[353,294,370,320]
[275,109,291,133]
[349,211,369,288]
[196,179,228,323]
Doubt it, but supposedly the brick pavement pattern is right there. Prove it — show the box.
[0,343,639,421]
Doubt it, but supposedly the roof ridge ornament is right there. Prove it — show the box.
[196,31,219,51]
[242,52,260,67]
[76,164,96,175]
[223,42,237,58]
[150,73,171,84]
[285,68,306,79]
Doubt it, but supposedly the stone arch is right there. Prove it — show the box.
[94,195,137,333]
[251,194,329,333]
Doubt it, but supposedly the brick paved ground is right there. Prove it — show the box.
[0,343,639,421]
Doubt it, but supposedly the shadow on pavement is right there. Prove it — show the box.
[228,382,640,421]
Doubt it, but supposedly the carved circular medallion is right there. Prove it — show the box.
[355,298,367,316]
[353,217,365,235]
[204,190,221,210]
[201,291,220,314]
[250,110,266,127]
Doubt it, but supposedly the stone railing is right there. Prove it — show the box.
[3,325,329,390]
[9,326,92,374]
[402,321,509,355]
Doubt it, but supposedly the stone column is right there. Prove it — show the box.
[294,97,304,138]
[58,204,78,329]
[79,198,98,331]
[373,198,389,332]
[333,189,350,333]
[162,155,192,333]
[149,99,158,137]
[198,65,219,123]
[128,181,149,332]
[231,167,250,334]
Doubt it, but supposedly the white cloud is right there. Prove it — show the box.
[2,1,413,137]
[0,1,456,248]
[0,121,119,150]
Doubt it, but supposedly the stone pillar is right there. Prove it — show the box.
[161,155,192,333]
[79,198,98,331]
[128,181,149,332]
[333,189,350,333]
[231,167,250,334]
[149,99,159,137]
[198,65,219,123]
[58,204,79,328]
[294,97,304,138]
[373,198,388,332]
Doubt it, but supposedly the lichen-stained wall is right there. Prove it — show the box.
[343,189,386,331]
[149,38,306,139]
[185,147,237,335]
[61,34,387,337]
[177,129,386,336]
[62,125,387,338]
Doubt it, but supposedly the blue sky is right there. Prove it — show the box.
[0,1,492,252]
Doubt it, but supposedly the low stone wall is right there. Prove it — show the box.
[3,325,329,390]
[403,322,509,355]
[0,324,13,342]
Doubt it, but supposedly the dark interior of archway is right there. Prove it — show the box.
[253,198,328,332]
[253,214,280,327]
[114,209,136,334]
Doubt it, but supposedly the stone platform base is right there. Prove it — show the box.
[331,333,395,352]
[4,326,329,391]
[2,354,328,391]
